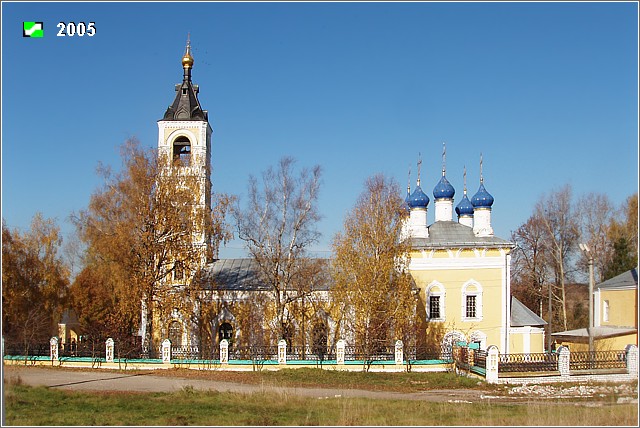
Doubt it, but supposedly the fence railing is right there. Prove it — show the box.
[170,345,200,360]
[286,345,336,361]
[59,342,106,359]
[474,350,487,369]
[4,337,637,383]
[3,342,50,357]
[404,346,446,361]
[230,345,279,361]
[569,350,627,371]
[343,345,394,362]
[498,352,559,373]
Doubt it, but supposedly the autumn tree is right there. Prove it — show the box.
[2,215,70,352]
[330,174,416,363]
[576,192,615,283]
[603,192,638,279]
[68,261,143,357]
[510,216,550,316]
[233,156,323,345]
[73,138,232,356]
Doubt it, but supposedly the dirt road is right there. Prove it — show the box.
[3,365,637,405]
[2,365,489,403]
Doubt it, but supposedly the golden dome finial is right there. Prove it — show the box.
[182,33,194,68]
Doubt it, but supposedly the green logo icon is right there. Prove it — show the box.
[23,22,44,38]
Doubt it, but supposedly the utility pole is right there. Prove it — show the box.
[579,243,595,353]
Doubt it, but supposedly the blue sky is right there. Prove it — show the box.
[2,1,638,260]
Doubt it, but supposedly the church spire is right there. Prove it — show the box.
[182,34,194,82]
[442,142,446,176]
[162,36,207,121]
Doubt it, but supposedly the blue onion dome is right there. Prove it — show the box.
[433,175,455,200]
[471,182,494,208]
[456,194,474,216]
[408,185,430,208]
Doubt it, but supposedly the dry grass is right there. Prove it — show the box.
[3,383,637,426]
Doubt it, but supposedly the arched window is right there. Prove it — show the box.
[218,322,233,343]
[168,321,182,347]
[461,280,483,321]
[172,136,191,166]
[426,281,446,321]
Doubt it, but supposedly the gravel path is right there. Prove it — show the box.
[3,365,637,405]
[2,365,487,402]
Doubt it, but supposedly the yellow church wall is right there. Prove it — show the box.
[410,263,506,350]
[599,288,637,328]
[555,334,637,352]
[509,331,523,353]
[508,328,545,354]
[163,127,201,142]
[597,334,637,350]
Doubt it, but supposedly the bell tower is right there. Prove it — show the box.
[157,37,214,262]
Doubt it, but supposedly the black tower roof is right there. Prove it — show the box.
[162,39,208,121]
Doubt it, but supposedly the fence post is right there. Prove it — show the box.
[337,339,346,365]
[50,337,59,363]
[162,339,171,364]
[558,345,570,377]
[625,344,638,375]
[220,339,228,364]
[105,338,114,363]
[486,345,499,384]
[278,339,287,365]
[395,340,403,365]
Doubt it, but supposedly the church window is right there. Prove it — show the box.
[172,136,191,166]
[461,281,483,321]
[426,282,445,321]
[429,296,441,319]
[173,261,185,281]
[169,321,182,347]
[466,295,476,318]
[218,322,233,343]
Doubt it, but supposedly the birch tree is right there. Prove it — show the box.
[534,185,579,332]
[2,215,70,350]
[233,156,323,344]
[74,138,232,356]
[576,192,615,282]
[331,174,416,362]
[604,192,638,279]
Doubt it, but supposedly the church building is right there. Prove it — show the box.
[149,41,546,358]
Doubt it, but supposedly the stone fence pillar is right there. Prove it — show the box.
[162,339,171,364]
[278,339,287,365]
[50,337,59,362]
[106,338,114,363]
[395,340,403,365]
[625,344,638,375]
[336,339,346,365]
[485,345,499,384]
[558,345,570,377]
[220,339,228,364]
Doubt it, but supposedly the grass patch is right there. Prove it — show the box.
[151,366,488,392]
[3,383,637,426]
